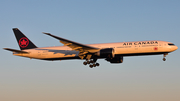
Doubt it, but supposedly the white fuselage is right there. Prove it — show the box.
[13,40,178,60]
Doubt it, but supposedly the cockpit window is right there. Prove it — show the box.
[168,43,175,46]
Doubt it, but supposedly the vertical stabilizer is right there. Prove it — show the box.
[13,28,37,50]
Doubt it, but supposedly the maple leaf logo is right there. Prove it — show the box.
[21,39,27,45]
[19,37,29,48]
[154,47,158,50]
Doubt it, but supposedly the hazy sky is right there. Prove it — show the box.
[0,0,180,101]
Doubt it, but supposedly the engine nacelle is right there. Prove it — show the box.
[97,48,114,58]
[106,56,123,63]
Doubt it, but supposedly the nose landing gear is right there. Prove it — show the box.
[163,53,168,61]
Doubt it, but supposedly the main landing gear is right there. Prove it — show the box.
[83,59,100,68]
[163,53,168,61]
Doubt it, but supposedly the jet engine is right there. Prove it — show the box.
[96,48,123,63]
[96,48,114,58]
[105,56,123,63]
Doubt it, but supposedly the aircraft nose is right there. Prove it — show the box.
[170,45,178,51]
[175,46,178,50]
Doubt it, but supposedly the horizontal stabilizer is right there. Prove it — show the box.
[3,48,29,53]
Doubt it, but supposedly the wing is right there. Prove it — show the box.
[43,33,100,59]
[3,48,29,53]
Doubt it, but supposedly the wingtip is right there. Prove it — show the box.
[3,48,8,50]
[42,32,51,35]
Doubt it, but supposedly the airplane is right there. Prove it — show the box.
[4,28,178,68]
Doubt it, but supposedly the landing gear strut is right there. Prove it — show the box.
[83,59,100,68]
[163,53,168,61]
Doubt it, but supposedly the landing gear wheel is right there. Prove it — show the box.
[83,61,87,65]
[87,61,90,64]
[96,63,100,66]
[93,64,96,67]
[90,60,94,63]
[89,65,93,68]
[163,58,166,61]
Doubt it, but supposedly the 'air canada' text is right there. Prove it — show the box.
[123,41,158,45]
